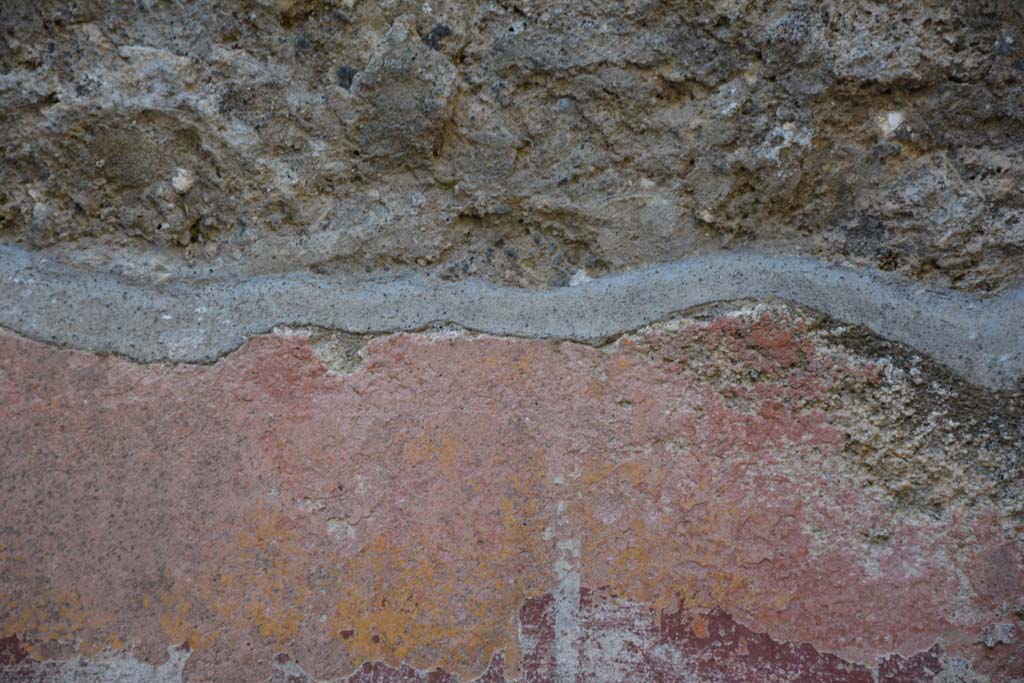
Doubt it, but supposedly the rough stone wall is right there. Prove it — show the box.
[3,0,1024,289]
[1,2,1023,683]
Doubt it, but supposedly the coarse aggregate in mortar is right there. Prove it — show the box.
[2,0,1023,291]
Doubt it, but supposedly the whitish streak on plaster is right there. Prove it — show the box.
[553,523,581,682]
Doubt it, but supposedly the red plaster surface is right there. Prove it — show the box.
[0,309,1021,682]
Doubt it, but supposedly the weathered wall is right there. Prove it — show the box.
[2,311,1022,682]
[1,1,1023,682]
[2,0,1024,289]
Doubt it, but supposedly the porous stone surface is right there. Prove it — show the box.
[1,306,1022,682]
[2,1,1024,290]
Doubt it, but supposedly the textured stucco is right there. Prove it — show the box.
[2,306,1021,682]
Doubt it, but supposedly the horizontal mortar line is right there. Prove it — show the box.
[0,245,1021,390]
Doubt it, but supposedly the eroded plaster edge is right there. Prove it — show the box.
[0,645,190,683]
[1,245,1021,389]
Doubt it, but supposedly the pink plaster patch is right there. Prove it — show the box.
[0,308,1020,682]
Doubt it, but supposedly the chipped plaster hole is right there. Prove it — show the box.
[273,325,370,375]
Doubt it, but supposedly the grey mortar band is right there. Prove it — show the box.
[1,245,1021,390]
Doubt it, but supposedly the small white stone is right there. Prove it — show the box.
[171,167,195,194]
[878,111,904,137]
[568,270,592,287]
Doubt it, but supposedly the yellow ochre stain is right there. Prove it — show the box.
[0,445,788,677]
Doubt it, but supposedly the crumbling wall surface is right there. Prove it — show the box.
[1,2,1023,683]
[2,0,1024,289]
